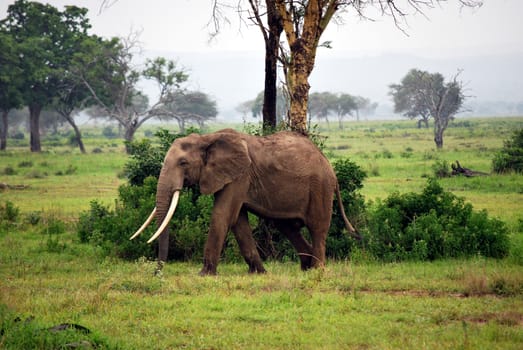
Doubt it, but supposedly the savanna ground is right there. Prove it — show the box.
[1,117,522,349]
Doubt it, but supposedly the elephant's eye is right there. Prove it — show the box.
[178,158,189,167]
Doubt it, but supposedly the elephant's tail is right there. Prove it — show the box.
[335,182,362,240]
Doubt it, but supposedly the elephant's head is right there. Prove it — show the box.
[130,130,251,244]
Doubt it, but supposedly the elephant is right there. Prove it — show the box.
[130,128,360,275]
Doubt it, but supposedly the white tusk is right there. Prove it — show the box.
[129,207,157,240]
[147,191,180,244]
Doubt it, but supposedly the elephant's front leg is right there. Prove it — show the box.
[232,209,266,274]
[200,189,243,275]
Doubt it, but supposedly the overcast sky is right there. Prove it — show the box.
[1,0,521,56]
[1,0,522,117]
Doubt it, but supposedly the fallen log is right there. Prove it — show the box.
[451,161,488,177]
[0,183,30,190]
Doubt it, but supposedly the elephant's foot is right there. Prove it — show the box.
[298,253,313,270]
[199,261,218,276]
[248,263,267,274]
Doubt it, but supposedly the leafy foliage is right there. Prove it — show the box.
[389,69,466,148]
[365,179,510,262]
[327,158,367,258]
[492,128,523,173]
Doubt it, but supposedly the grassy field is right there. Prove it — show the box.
[1,117,522,349]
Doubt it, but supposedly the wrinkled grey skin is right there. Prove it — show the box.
[149,129,357,275]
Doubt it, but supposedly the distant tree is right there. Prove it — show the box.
[153,90,218,133]
[308,92,371,129]
[72,32,189,152]
[308,92,335,128]
[333,93,357,129]
[389,69,466,148]
[239,89,288,125]
[354,96,378,121]
[389,70,432,128]
[0,0,92,152]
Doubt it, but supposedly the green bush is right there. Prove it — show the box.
[365,179,510,261]
[493,128,523,173]
[0,201,19,222]
[432,160,451,178]
[77,178,214,261]
[327,158,367,258]
[1,201,20,234]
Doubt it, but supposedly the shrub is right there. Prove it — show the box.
[327,158,367,258]
[0,201,20,234]
[492,128,523,173]
[365,179,510,261]
[1,201,20,223]
[432,160,451,178]
[1,166,17,175]
[77,178,214,261]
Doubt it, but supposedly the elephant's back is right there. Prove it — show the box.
[249,132,336,184]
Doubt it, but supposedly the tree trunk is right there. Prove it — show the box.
[29,103,42,152]
[434,116,445,149]
[287,47,312,134]
[124,124,137,154]
[71,120,86,154]
[61,112,86,154]
[1,110,8,151]
[262,1,282,134]
[276,0,336,134]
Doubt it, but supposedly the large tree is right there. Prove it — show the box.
[73,33,189,152]
[389,68,466,148]
[0,30,23,150]
[0,0,92,152]
[247,0,283,133]
[216,0,482,134]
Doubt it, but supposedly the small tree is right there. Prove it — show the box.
[493,128,523,174]
[152,90,217,133]
[389,69,466,148]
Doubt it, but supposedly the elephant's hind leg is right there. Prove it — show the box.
[232,209,266,274]
[275,219,314,270]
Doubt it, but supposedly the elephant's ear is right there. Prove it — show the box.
[199,134,251,194]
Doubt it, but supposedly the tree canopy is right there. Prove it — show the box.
[234,0,482,134]
[0,0,92,152]
[389,68,466,148]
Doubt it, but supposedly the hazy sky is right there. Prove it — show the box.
[1,0,522,117]
[1,0,522,56]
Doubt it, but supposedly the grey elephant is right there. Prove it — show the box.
[131,129,359,275]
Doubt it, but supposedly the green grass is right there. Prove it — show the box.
[1,117,522,349]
